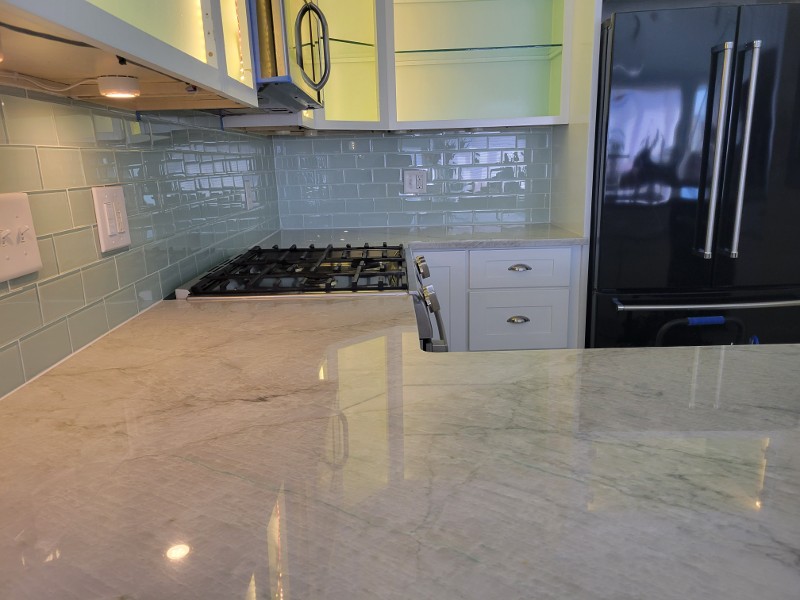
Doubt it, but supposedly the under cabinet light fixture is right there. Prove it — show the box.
[0,71,140,99]
[97,75,140,98]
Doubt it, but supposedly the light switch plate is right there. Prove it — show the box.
[0,192,42,283]
[92,186,132,253]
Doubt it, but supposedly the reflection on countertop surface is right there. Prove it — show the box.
[0,296,798,599]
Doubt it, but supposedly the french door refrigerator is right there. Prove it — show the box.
[588,3,800,347]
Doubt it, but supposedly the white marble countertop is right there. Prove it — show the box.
[265,223,587,249]
[1,296,798,600]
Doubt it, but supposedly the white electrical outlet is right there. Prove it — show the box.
[403,169,428,194]
[92,186,132,253]
[0,192,42,282]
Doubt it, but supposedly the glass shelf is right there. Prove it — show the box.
[392,0,565,123]
[396,43,562,55]
[395,44,562,66]
[330,38,378,62]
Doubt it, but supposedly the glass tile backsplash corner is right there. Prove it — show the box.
[0,341,25,398]
[273,127,553,230]
[0,86,279,398]
[1,90,555,398]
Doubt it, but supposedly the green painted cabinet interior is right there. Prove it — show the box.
[277,0,572,130]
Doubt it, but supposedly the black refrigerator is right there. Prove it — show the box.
[588,3,800,347]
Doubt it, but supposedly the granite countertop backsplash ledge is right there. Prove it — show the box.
[271,223,587,249]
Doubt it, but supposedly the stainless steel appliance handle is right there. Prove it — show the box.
[508,264,532,272]
[701,41,734,260]
[613,298,800,312]
[414,255,430,279]
[729,40,762,259]
[294,2,331,91]
[507,315,530,324]
[433,310,448,348]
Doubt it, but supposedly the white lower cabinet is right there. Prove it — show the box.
[412,244,582,352]
[468,246,574,351]
[469,288,570,350]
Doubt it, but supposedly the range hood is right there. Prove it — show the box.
[245,0,331,113]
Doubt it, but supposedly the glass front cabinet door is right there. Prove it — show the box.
[392,0,568,128]
[225,0,572,130]
[314,0,571,130]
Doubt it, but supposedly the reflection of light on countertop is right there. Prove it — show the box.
[44,549,60,562]
[246,573,257,600]
[268,488,287,600]
[754,437,770,511]
[166,544,191,561]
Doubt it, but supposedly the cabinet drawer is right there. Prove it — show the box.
[469,247,571,288]
[469,289,569,351]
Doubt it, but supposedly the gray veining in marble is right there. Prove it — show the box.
[0,297,798,599]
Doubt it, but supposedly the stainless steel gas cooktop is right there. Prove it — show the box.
[176,243,409,299]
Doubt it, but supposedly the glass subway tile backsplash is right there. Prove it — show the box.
[272,128,552,229]
[0,89,556,398]
[0,87,278,397]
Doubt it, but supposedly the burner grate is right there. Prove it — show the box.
[189,243,408,296]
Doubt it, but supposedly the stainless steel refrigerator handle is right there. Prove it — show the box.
[294,2,331,91]
[613,298,800,312]
[729,40,762,259]
[702,42,734,260]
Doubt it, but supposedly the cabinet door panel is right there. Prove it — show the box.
[470,248,572,289]
[316,0,380,124]
[469,288,569,350]
[393,0,566,124]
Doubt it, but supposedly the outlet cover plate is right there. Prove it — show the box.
[0,192,42,283]
[92,186,132,253]
[403,169,428,194]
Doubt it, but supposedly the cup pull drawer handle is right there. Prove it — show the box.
[507,315,530,324]
[508,264,532,272]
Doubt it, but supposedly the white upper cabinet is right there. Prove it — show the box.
[316,0,382,125]
[0,0,259,109]
[225,0,573,131]
[391,0,569,129]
